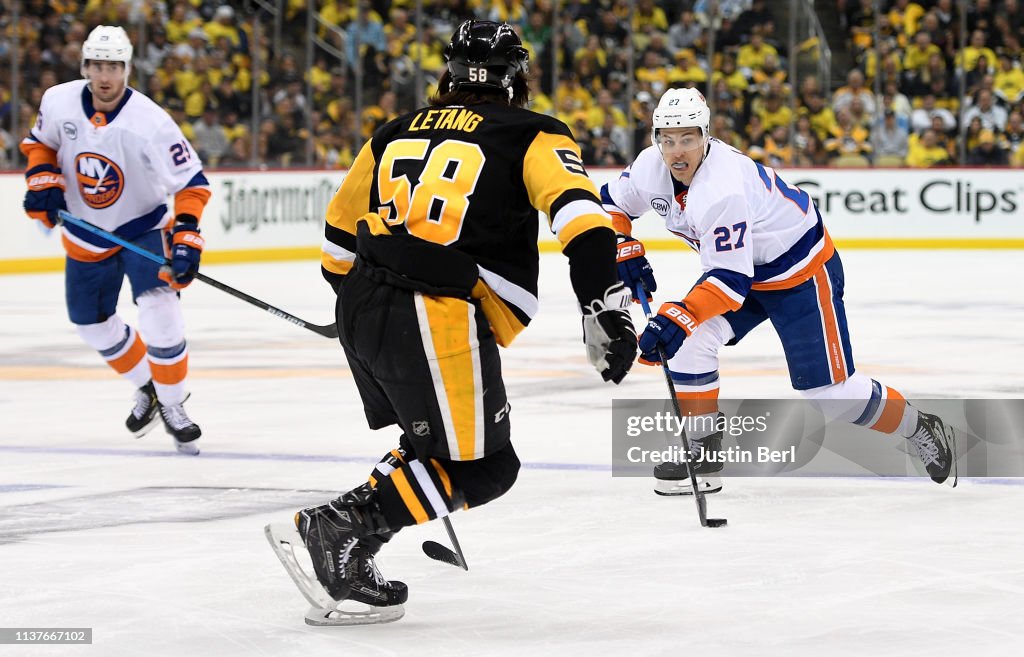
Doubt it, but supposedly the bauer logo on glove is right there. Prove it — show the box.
[159,221,204,290]
[638,301,698,364]
[615,235,657,302]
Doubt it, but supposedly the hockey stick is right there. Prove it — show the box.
[56,210,339,339]
[422,517,469,570]
[637,284,727,529]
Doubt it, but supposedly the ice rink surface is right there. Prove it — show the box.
[1,249,1023,657]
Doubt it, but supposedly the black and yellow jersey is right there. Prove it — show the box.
[322,102,613,346]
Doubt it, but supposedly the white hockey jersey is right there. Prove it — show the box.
[601,138,835,323]
[24,80,207,261]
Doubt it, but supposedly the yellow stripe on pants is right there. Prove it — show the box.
[419,295,481,461]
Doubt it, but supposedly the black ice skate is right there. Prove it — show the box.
[159,402,201,455]
[126,381,160,437]
[265,485,406,626]
[907,411,957,486]
[654,429,724,496]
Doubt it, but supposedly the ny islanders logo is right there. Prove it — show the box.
[75,153,125,209]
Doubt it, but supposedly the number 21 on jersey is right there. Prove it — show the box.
[376,138,485,245]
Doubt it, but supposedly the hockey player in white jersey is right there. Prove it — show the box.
[21,26,211,455]
[602,88,957,494]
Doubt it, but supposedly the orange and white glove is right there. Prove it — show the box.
[159,217,204,290]
[24,165,67,229]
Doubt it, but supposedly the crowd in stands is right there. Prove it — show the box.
[1,0,1023,170]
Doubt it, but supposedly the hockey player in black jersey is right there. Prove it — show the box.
[266,20,637,625]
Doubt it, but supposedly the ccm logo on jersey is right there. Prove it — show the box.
[75,152,125,209]
[664,305,698,333]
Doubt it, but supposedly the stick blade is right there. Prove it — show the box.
[422,540,466,569]
[706,518,728,528]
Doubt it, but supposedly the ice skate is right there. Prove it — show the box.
[907,411,957,486]
[265,486,406,626]
[654,429,724,496]
[126,381,160,437]
[159,402,201,455]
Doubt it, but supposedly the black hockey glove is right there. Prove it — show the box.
[581,282,637,384]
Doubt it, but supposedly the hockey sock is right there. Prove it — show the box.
[851,379,915,435]
[76,317,152,388]
[672,370,721,436]
[374,458,459,529]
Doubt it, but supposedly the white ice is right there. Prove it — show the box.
[1,249,1022,657]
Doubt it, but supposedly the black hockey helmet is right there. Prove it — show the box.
[443,20,529,92]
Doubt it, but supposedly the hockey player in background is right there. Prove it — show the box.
[21,26,210,455]
[265,20,636,625]
[604,88,957,496]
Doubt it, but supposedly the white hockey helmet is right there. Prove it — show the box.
[81,25,133,81]
[651,87,711,147]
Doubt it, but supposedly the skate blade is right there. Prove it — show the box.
[304,602,405,626]
[264,523,338,610]
[175,439,200,455]
[654,475,722,496]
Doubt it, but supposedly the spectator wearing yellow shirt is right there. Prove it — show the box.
[222,111,249,145]
[1013,141,1024,167]
[574,35,609,71]
[407,24,445,75]
[307,57,333,102]
[171,61,203,100]
[586,89,627,130]
[955,30,998,72]
[165,2,203,44]
[556,73,595,112]
[575,56,606,95]
[527,76,554,116]
[754,92,794,132]
[636,50,670,97]
[488,0,528,25]
[905,129,952,167]
[736,30,779,76]
[902,30,942,75]
[994,53,1024,104]
[555,95,582,129]
[888,0,926,37]
[166,98,196,141]
[750,52,788,94]
[712,55,749,97]
[1003,111,1024,153]
[763,124,795,168]
[825,108,873,162]
[184,80,215,120]
[633,0,669,32]
[205,5,242,49]
[361,91,398,140]
[802,93,839,142]
[384,8,417,51]
[668,50,708,87]
[966,129,1011,166]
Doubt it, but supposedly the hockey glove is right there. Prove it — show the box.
[581,282,638,384]
[159,217,204,290]
[24,165,67,229]
[638,301,698,365]
[616,235,657,302]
